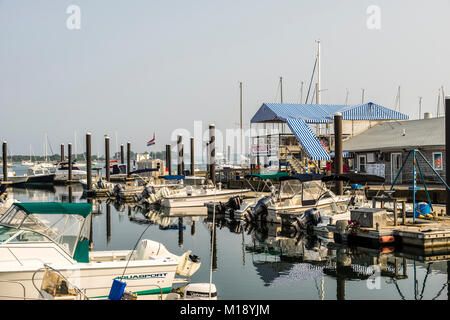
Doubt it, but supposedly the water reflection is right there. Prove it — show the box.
[10,185,450,300]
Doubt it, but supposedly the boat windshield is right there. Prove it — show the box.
[278,180,302,199]
[0,205,89,257]
[302,181,326,202]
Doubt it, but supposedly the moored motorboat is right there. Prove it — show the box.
[0,202,201,300]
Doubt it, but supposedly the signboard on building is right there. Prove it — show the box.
[366,163,385,178]
[251,144,269,156]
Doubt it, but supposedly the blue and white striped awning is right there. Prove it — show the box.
[285,118,330,160]
[251,102,409,124]
[250,102,408,161]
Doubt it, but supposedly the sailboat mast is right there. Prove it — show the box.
[317,40,321,104]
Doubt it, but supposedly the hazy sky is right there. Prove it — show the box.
[1,0,450,156]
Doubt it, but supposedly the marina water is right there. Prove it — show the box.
[9,164,449,300]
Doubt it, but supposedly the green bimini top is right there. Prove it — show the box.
[14,202,92,218]
[244,172,289,180]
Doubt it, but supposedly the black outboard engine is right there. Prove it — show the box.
[113,184,124,197]
[141,185,156,199]
[295,208,322,232]
[225,196,242,211]
[246,196,273,222]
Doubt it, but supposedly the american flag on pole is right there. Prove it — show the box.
[146,133,155,146]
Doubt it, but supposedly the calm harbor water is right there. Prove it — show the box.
[7,164,450,300]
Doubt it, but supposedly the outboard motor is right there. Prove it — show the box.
[246,196,273,222]
[141,185,156,199]
[295,208,322,232]
[225,196,242,211]
[113,183,124,197]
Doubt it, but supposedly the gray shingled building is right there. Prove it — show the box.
[342,116,445,184]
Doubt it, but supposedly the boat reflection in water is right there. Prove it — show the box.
[9,185,450,300]
[242,219,449,300]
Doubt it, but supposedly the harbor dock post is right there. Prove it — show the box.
[61,144,65,162]
[2,141,7,182]
[105,135,110,182]
[127,142,131,177]
[209,124,216,185]
[190,137,195,176]
[256,135,260,174]
[178,218,184,248]
[206,141,210,178]
[68,143,72,183]
[446,97,450,216]
[165,144,171,175]
[177,135,182,175]
[106,203,111,244]
[86,133,92,191]
[334,113,343,195]
[120,144,124,164]
[181,143,185,174]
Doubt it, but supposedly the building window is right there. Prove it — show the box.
[358,155,366,173]
[432,152,443,170]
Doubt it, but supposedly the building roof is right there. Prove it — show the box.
[342,117,445,152]
[250,102,409,161]
[250,102,409,124]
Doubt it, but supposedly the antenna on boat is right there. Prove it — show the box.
[345,89,349,105]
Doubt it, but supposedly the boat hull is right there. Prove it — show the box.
[161,190,250,208]
[26,174,55,184]
[0,261,178,300]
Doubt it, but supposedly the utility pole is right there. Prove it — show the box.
[437,88,441,117]
[280,76,284,133]
[316,39,321,104]
[419,97,423,119]
[239,82,243,166]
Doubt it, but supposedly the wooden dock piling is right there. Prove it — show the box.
[120,144,124,164]
[68,143,72,183]
[61,144,65,162]
[209,124,216,185]
[181,143,185,174]
[105,135,110,182]
[86,133,92,191]
[127,142,131,177]
[190,137,194,176]
[177,135,182,175]
[446,97,450,216]
[334,113,343,195]
[166,144,171,175]
[2,141,7,182]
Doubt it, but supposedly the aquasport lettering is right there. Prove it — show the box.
[114,273,168,281]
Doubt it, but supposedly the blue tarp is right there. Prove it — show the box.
[159,175,185,180]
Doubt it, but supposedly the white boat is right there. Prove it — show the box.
[54,161,87,183]
[243,174,351,225]
[21,145,35,166]
[0,202,201,300]
[26,165,55,184]
[160,184,251,208]
[0,169,28,185]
